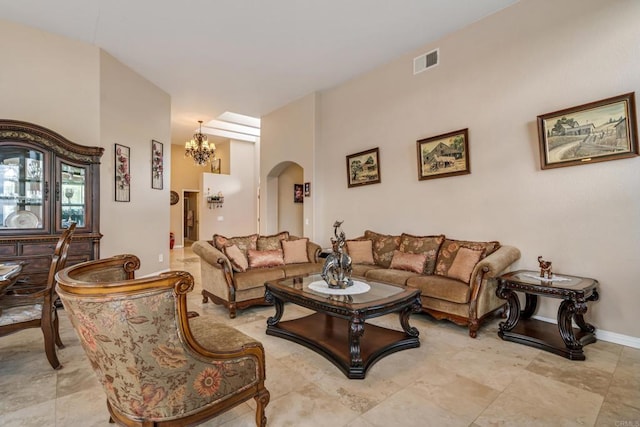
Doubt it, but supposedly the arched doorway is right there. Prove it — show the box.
[264,161,303,235]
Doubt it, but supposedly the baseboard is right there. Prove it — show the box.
[532,315,640,349]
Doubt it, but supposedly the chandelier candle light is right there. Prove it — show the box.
[185,120,216,165]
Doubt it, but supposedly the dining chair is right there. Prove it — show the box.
[55,254,270,426]
[0,223,76,369]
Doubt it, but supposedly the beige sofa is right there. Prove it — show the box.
[192,232,321,318]
[345,230,521,337]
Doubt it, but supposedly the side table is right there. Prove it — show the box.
[496,270,599,360]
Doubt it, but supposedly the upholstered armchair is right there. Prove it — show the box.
[55,254,269,427]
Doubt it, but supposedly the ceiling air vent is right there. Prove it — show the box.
[413,48,439,75]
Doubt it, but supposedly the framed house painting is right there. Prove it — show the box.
[537,92,638,169]
[346,147,381,188]
[417,129,470,180]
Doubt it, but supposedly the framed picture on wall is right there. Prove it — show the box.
[304,182,310,197]
[151,140,163,189]
[210,158,221,174]
[115,143,130,202]
[346,147,381,188]
[416,129,470,180]
[537,92,638,169]
[294,184,303,203]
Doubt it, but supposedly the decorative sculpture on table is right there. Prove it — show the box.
[321,220,353,289]
[538,256,553,279]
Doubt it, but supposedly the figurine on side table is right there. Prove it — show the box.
[538,256,553,279]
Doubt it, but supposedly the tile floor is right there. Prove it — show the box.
[0,246,639,426]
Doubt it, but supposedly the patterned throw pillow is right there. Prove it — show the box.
[435,238,500,279]
[346,240,375,265]
[257,232,290,251]
[446,247,485,283]
[223,244,249,272]
[399,233,445,275]
[247,249,285,269]
[364,230,401,268]
[282,238,310,264]
[389,250,428,274]
[213,233,258,256]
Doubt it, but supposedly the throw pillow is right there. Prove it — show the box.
[223,244,249,272]
[399,233,445,275]
[213,233,258,256]
[435,238,499,277]
[389,250,428,274]
[446,246,485,283]
[364,230,401,268]
[282,238,310,264]
[257,231,290,251]
[346,239,375,265]
[247,249,285,269]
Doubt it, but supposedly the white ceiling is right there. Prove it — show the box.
[0,0,518,143]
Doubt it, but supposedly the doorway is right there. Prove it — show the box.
[183,191,199,246]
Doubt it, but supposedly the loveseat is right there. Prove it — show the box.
[192,232,322,318]
[344,231,520,337]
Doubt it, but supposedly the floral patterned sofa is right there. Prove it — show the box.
[192,232,322,318]
[345,231,521,337]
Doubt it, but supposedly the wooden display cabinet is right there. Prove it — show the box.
[0,120,103,286]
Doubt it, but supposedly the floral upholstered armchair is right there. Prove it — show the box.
[55,254,269,427]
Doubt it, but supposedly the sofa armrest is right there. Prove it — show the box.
[192,240,232,272]
[307,241,321,263]
[473,245,521,280]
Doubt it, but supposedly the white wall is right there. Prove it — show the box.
[199,140,257,239]
[263,0,640,340]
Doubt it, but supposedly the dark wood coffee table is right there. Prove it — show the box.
[496,270,599,360]
[264,274,421,379]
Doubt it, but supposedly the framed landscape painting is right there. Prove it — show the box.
[346,147,381,188]
[416,129,469,180]
[537,92,638,169]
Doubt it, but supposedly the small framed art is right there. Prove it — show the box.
[417,129,469,180]
[346,147,381,188]
[294,184,303,203]
[115,143,130,202]
[537,92,638,169]
[151,140,163,189]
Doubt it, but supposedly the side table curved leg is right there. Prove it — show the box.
[497,286,520,335]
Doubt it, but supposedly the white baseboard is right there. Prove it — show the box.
[532,315,640,349]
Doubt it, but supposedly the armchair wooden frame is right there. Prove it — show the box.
[55,254,269,427]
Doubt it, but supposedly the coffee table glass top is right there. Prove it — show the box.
[502,270,598,291]
[270,274,407,305]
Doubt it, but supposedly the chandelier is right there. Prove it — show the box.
[185,120,216,165]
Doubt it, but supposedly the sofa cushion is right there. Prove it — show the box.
[447,247,484,284]
[346,239,375,265]
[351,263,381,278]
[282,238,310,264]
[406,275,471,304]
[257,232,290,251]
[435,238,499,278]
[213,233,258,256]
[365,268,419,286]
[364,230,401,268]
[389,250,427,274]
[399,233,445,275]
[233,267,286,291]
[282,263,322,277]
[247,249,285,269]
[223,244,249,272]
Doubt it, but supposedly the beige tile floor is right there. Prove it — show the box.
[1,246,639,426]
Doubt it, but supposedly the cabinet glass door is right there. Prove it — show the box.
[0,147,46,231]
[59,162,86,229]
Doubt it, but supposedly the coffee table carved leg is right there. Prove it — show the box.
[497,286,520,333]
[349,313,365,367]
[265,290,283,327]
[399,298,421,337]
